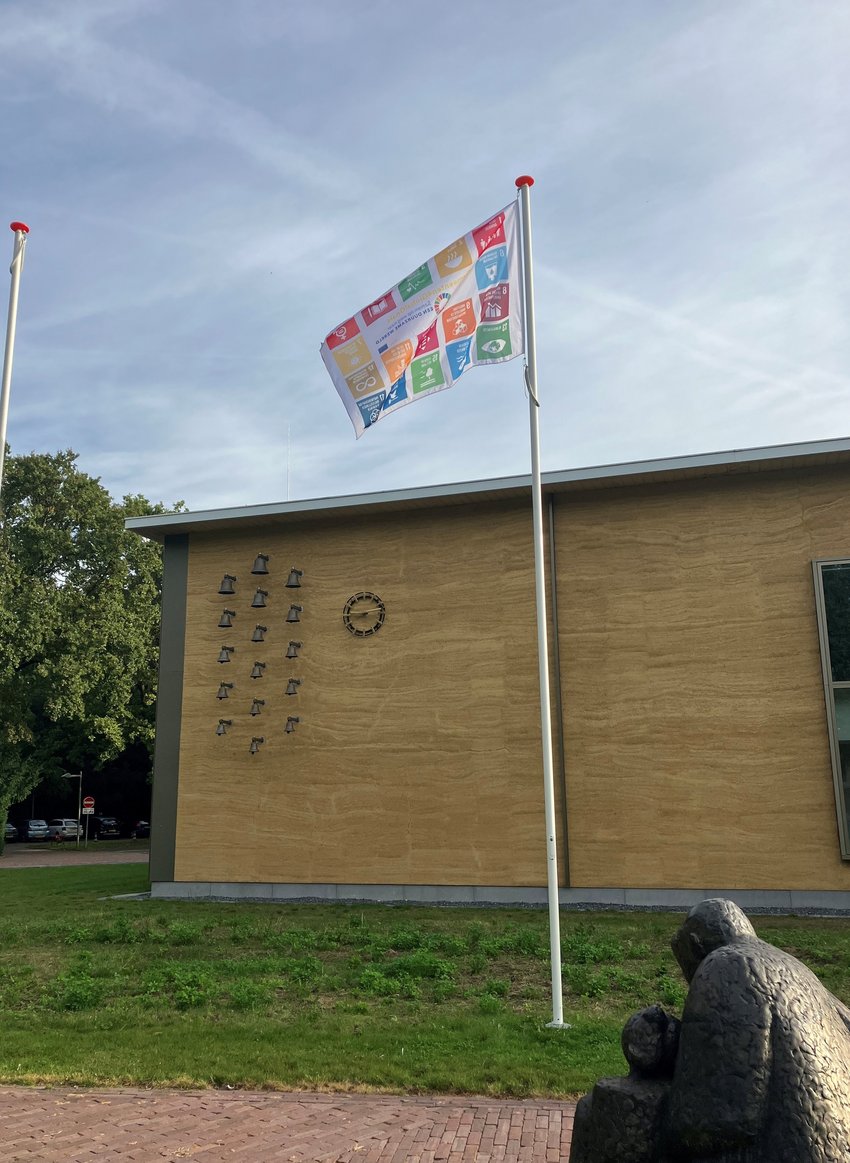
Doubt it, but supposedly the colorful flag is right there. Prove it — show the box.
[320,201,524,437]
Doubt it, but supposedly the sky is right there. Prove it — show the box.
[2,0,849,511]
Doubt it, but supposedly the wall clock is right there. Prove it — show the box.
[343,591,386,637]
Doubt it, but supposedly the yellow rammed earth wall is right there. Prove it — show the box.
[170,462,850,893]
[173,500,555,887]
[557,465,850,891]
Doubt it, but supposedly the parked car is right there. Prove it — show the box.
[16,819,50,842]
[88,816,121,840]
[4,821,18,843]
[46,818,82,841]
[127,819,150,840]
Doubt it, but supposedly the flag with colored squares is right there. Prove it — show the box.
[320,201,524,438]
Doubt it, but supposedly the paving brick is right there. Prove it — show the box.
[0,1088,575,1162]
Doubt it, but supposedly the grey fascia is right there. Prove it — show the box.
[125,434,850,539]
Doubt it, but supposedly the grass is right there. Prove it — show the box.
[1,865,850,1096]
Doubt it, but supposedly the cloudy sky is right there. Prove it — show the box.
[2,0,849,510]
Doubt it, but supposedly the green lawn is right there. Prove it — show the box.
[2,865,850,1096]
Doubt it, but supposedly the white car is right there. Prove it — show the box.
[46,818,82,841]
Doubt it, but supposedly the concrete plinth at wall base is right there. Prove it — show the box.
[149,882,550,905]
[149,882,850,914]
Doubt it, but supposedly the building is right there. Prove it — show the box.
[126,437,850,911]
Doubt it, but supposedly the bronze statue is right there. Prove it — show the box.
[570,899,850,1162]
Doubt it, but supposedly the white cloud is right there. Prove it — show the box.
[3,0,850,508]
[0,0,365,199]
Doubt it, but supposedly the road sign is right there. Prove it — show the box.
[82,796,95,814]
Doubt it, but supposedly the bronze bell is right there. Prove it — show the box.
[285,716,300,734]
[218,609,236,629]
[250,661,266,679]
[251,589,268,608]
[286,604,302,623]
[216,682,233,699]
[285,567,303,588]
[251,625,267,643]
[216,719,232,736]
[249,736,264,754]
[251,553,270,575]
[218,646,235,663]
[250,698,265,717]
[285,640,302,659]
[285,678,301,696]
[218,574,236,595]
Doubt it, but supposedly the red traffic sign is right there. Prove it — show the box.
[83,796,95,810]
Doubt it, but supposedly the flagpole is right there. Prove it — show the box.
[515,176,566,1029]
[0,221,29,504]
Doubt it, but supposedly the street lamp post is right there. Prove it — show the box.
[61,772,82,849]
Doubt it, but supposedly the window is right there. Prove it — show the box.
[813,560,850,857]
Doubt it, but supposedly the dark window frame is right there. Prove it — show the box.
[813,558,850,858]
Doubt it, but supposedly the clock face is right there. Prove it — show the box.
[343,591,386,637]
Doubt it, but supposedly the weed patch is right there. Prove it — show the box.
[383,951,455,980]
[47,956,104,1012]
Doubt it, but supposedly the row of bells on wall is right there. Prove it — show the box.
[217,660,300,688]
[216,719,300,746]
[217,647,303,673]
[218,562,303,595]
[218,609,302,629]
[216,678,300,695]
[216,623,302,651]
[220,590,302,611]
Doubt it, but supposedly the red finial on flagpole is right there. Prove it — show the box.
[10,222,29,234]
[515,176,535,188]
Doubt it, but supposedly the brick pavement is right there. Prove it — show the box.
[0,1087,575,1162]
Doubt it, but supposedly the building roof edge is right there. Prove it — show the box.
[125,435,850,538]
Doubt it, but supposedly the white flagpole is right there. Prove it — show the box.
[0,221,29,504]
[515,176,567,1029]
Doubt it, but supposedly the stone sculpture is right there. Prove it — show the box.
[570,1003,681,1163]
[570,898,850,1162]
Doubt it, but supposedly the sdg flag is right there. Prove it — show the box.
[320,202,524,437]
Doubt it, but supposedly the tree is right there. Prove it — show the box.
[0,449,181,849]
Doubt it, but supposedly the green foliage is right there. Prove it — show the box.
[357,965,423,998]
[358,966,405,996]
[276,955,323,986]
[142,963,216,1010]
[561,924,624,965]
[262,927,322,952]
[565,965,608,998]
[163,921,203,946]
[481,977,510,997]
[0,448,182,844]
[432,979,457,1002]
[383,951,455,980]
[47,955,104,1012]
[657,975,687,1008]
[383,925,427,951]
[228,981,272,1011]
